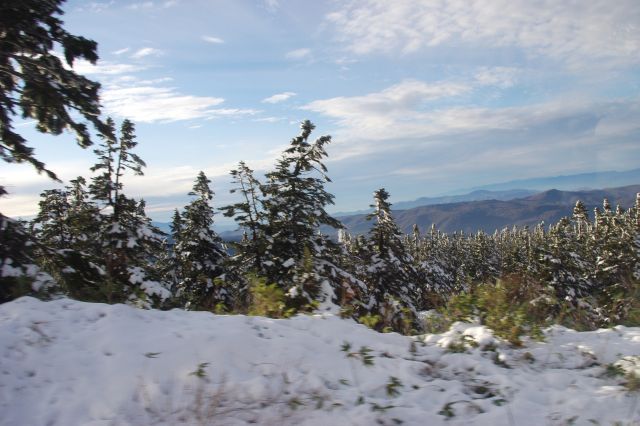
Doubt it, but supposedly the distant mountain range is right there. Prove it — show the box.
[154,168,640,239]
[466,168,640,193]
[336,185,640,235]
[332,168,640,217]
[331,189,539,216]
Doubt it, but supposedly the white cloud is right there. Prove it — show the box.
[71,59,145,75]
[264,0,279,12]
[304,79,470,121]
[202,36,224,44]
[285,48,312,60]
[112,47,130,55]
[102,85,224,122]
[127,1,154,10]
[474,67,519,89]
[304,78,640,162]
[0,194,42,218]
[326,0,640,69]
[84,1,114,13]
[127,0,177,9]
[204,108,260,118]
[262,92,296,104]
[136,77,174,85]
[255,117,285,123]
[67,51,254,123]
[131,47,164,59]
[101,76,258,123]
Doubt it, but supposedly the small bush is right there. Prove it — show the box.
[247,274,294,318]
[358,314,381,329]
[597,275,640,327]
[624,372,640,392]
[441,277,546,346]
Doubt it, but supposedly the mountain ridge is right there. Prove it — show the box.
[331,168,640,217]
[336,184,640,235]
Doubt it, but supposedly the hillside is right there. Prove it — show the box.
[338,185,640,235]
[1,297,639,426]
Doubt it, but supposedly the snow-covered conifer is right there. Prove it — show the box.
[174,172,229,311]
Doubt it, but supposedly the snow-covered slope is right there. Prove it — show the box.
[1,297,639,425]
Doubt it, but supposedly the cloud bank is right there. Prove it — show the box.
[327,0,640,69]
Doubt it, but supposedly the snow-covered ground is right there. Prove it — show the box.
[1,297,639,426]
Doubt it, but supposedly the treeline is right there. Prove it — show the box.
[1,120,639,334]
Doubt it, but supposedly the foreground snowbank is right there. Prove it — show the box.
[0,297,639,425]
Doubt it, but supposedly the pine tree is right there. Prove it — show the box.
[32,188,72,249]
[0,214,56,302]
[633,193,640,280]
[0,0,106,194]
[156,209,183,296]
[221,161,266,277]
[592,199,625,289]
[258,121,362,310]
[468,231,499,284]
[30,177,106,301]
[362,188,420,331]
[87,119,168,306]
[419,224,455,302]
[90,118,145,215]
[174,172,229,311]
[539,217,591,302]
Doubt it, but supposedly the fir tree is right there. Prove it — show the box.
[468,231,499,284]
[87,119,168,306]
[0,214,56,302]
[539,217,591,302]
[32,188,72,249]
[259,121,361,309]
[174,172,229,311]
[362,188,420,330]
[221,161,266,277]
[633,193,640,280]
[0,0,106,194]
[156,209,183,296]
[420,224,455,302]
[30,177,106,301]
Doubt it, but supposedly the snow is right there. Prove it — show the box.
[1,297,639,426]
[0,258,22,277]
[128,267,172,301]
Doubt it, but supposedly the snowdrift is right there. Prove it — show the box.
[1,297,639,425]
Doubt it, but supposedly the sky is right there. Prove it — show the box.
[1,0,639,225]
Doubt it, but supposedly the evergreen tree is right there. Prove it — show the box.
[156,209,183,296]
[259,121,362,310]
[30,177,106,301]
[633,193,640,280]
[32,188,72,249]
[221,161,266,277]
[419,224,455,303]
[90,118,145,215]
[0,214,56,302]
[539,217,591,302]
[362,188,420,330]
[468,231,499,283]
[174,172,229,311]
[87,119,168,306]
[0,0,105,193]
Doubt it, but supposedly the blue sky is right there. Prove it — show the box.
[1,0,639,225]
